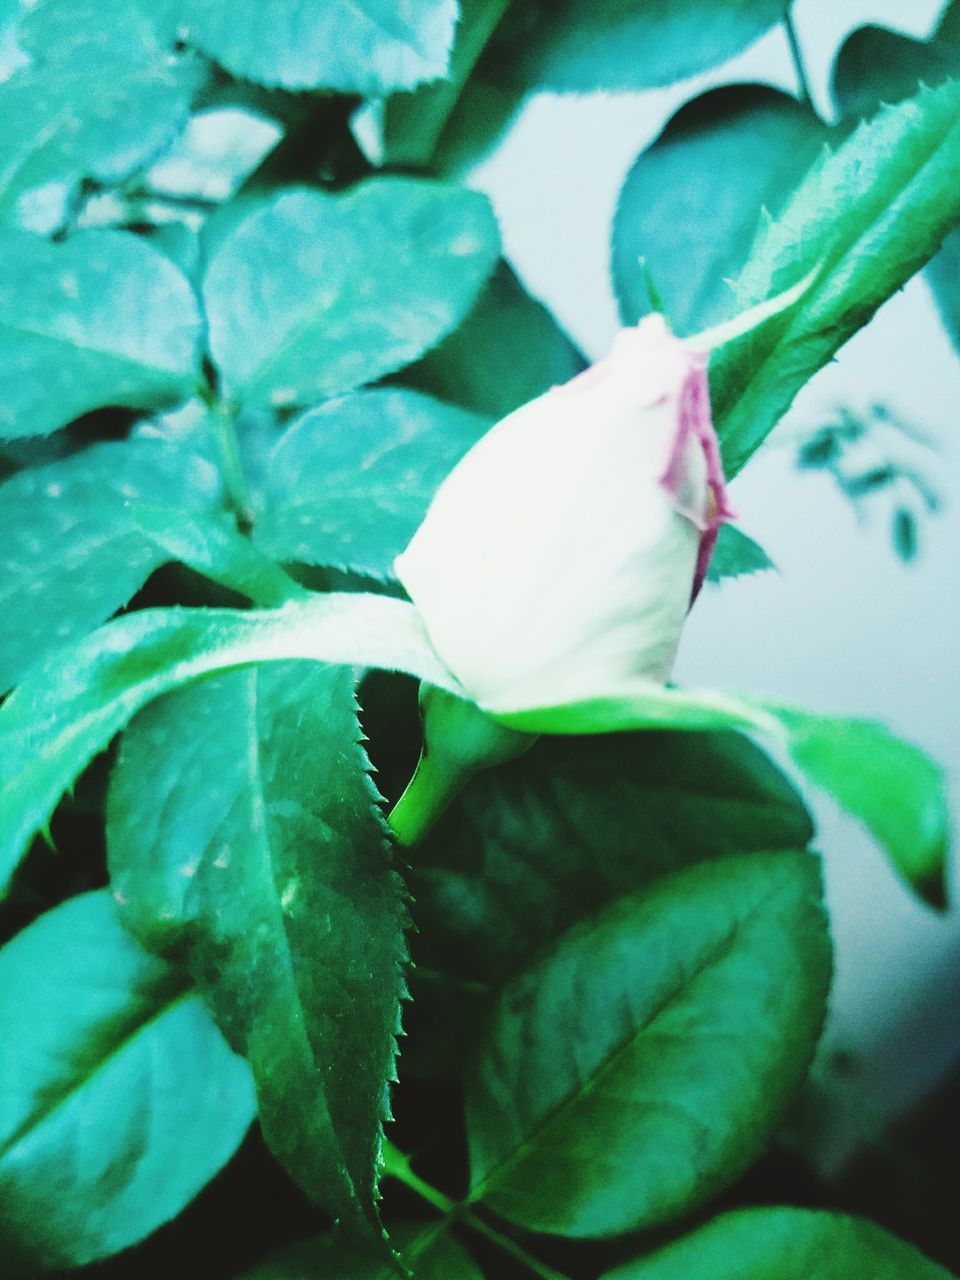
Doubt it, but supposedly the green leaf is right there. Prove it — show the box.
[180,0,457,94]
[465,851,831,1237]
[828,27,960,360]
[612,87,825,335]
[0,229,202,439]
[709,78,960,478]
[0,60,201,230]
[254,388,489,578]
[706,524,775,585]
[481,0,786,92]
[831,25,958,121]
[0,438,222,693]
[602,1207,956,1280]
[401,260,586,418]
[129,501,308,607]
[381,0,511,168]
[19,0,183,65]
[491,685,949,907]
[107,666,405,1231]
[405,729,812,1074]
[203,181,499,411]
[0,891,255,1272]
[0,593,456,893]
[775,707,950,908]
[938,0,960,48]
[927,226,960,355]
[240,1221,481,1279]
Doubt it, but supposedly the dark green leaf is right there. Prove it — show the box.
[0,593,456,892]
[238,1221,480,1278]
[180,0,457,94]
[0,229,202,439]
[203,181,499,411]
[612,87,825,334]
[108,666,405,1230]
[0,438,222,693]
[603,1207,956,1280]
[405,730,812,1074]
[938,0,960,47]
[706,524,775,584]
[831,25,958,121]
[402,260,585,418]
[482,0,785,92]
[381,0,511,168]
[413,730,812,988]
[466,851,831,1237]
[0,891,254,1271]
[254,388,488,577]
[710,79,960,477]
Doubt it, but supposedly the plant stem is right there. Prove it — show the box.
[208,398,255,530]
[386,752,464,846]
[380,1143,455,1215]
[381,1144,572,1280]
[783,7,814,110]
[458,1210,572,1280]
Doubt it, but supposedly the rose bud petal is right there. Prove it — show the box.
[394,314,733,723]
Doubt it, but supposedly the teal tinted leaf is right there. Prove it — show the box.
[603,1207,955,1280]
[482,0,785,91]
[129,502,307,607]
[382,0,511,168]
[108,665,405,1230]
[181,0,457,94]
[827,27,960,359]
[613,87,825,334]
[240,1222,481,1279]
[0,60,201,229]
[0,891,255,1272]
[706,524,775,584]
[204,181,499,411]
[0,593,456,892]
[466,851,831,1237]
[927,226,960,355]
[20,0,182,64]
[0,438,221,693]
[710,79,960,477]
[776,707,950,908]
[254,388,489,577]
[402,260,586,418]
[0,229,202,439]
[405,730,812,1073]
[831,25,957,120]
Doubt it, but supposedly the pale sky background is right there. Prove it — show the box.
[469,0,960,1167]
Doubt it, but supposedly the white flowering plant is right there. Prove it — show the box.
[0,2,957,1278]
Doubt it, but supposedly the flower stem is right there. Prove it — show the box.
[208,398,255,531]
[783,7,814,110]
[387,752,463,847]
[381,1144,571,1280]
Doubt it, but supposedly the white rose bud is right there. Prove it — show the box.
[394,314,733,727]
